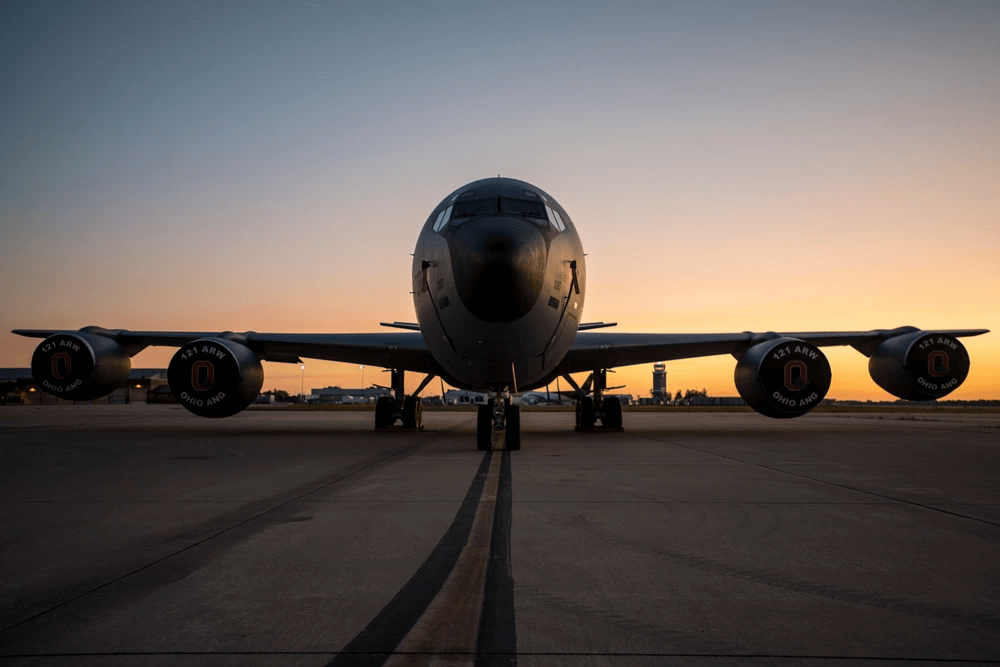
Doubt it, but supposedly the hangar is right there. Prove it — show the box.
[0,368,168,405]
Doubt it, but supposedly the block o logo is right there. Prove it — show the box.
[784,360,808,392]
[927,351,950,378]
[191,361,215,391]
[51,352,72,379]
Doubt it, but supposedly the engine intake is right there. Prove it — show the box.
[31,329,131,401]
[168,337,264,418]
[869,331,969,401]
[735,337,831,418]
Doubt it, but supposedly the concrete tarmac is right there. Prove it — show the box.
[1,406,998,665]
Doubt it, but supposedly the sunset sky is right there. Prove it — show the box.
[2,1,997,400]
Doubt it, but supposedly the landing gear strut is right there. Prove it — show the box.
[575,369,624,431]
[476,388,520,451]
[374,369,423,430]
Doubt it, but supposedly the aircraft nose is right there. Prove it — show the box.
[448,216,547,323]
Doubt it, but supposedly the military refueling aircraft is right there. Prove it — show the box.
[14,177,989,450]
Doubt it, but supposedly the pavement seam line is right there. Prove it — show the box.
[3,652,998,662]
[0,445,414,637]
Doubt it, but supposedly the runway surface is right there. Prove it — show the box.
[1,406,998,666]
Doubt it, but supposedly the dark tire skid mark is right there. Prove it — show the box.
[477,450,517,666]
[328,451,491,666]
[330,449,518,666]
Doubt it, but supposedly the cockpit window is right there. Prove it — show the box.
[545,205,566,232]
[500,197,546,219]
[433,205,453,232]
[448,195,555,230]
[452,197,496,219]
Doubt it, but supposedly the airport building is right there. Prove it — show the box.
[444,389,488,405]
[0,368,170,405]
[311,386,392,404]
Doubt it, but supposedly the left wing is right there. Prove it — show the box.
[555,327,989,375]
[12,328,441,373]
[555,326,988,414]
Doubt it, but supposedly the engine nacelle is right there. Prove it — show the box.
[869,331,969,401]
[168,336,264,418]
[31,329,131,401]
[735,337,832,418]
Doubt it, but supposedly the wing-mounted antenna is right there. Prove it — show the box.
[380,322,421,331]
[578,322,617,331]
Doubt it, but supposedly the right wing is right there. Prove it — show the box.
[555,327,990,375]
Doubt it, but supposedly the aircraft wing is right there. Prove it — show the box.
[12,329,442,374]
[555,328,990,375]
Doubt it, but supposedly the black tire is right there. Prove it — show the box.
[506,405,521,451]
[602,396,623,429]
[577,397,596,429]
[375,396,394,428]
[477,404,492,451]
[402,396,422,428]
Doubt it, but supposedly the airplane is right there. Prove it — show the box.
[13,177,989,451]
[518,372,624,406]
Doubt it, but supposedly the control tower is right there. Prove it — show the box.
[651,362,667,403]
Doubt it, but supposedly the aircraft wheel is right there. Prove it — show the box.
[506,405,521,451]
[476,405,492,450]
[375,396,394,428]
[577,397,596,429]
[402,396,422,428]
[603,396,623,429]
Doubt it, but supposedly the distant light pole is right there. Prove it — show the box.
[300,364,305,398]
[360,365,365,398]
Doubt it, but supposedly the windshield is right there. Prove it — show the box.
[500,197,547,219]
[452,197,497,219]
[452,197,548,220]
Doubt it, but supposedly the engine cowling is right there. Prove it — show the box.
[869,331,969,401]
[735,337,832,418]
[31,329,131,400]
[168,336,264,418]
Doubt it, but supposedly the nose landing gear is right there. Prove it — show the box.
[476,388,521,451]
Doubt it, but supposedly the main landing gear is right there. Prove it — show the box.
[574,369,623,431]
[374,369,425,430]
[476,388,521,451]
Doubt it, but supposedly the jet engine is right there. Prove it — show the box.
[31,329,131,401]
[168,336,264,418]
[868,331,969,401]
[735,337,832,418]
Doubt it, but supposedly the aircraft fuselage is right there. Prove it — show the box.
[412,178,586,391]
